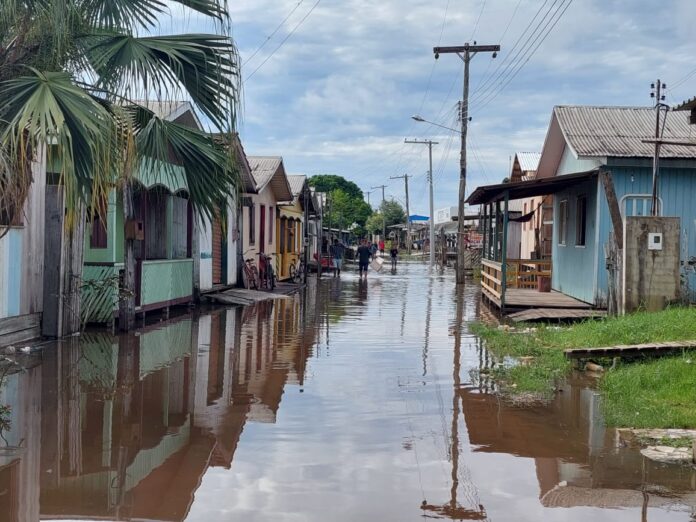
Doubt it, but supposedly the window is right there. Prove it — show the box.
[622,195,660,217]
[558,199,568,245]
[249,203,255,244]
[89,197,108,249]
[575,195,587,246]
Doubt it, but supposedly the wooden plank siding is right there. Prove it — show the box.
[0,313,41,347]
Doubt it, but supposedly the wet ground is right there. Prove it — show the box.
[2,261,696,521]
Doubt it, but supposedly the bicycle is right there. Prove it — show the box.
[257,252,276,290]
[242,255,259,290]
[289,255,306,284]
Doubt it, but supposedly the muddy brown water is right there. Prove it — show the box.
[1,262,695,521]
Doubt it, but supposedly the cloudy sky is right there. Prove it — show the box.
[179,0,696,215]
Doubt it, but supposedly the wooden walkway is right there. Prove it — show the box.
[482,287,591,309]
[565,341,696,359]
[206,285,298,306]
[508,308,606,323]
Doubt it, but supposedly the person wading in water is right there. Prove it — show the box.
[357,239,372,278]
[330,238,346,277]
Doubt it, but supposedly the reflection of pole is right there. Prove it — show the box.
[450,289,463,513]
[422,277,433,377]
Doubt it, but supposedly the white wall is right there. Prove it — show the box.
[242,186,278,262]
[198,215,213,291]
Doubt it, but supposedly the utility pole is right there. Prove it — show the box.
[390,174,412,254]
[405,139,438,267]
[434,42,500,284]
[650,79,667,216]
[364,189,373,206]
[371,184,387,241]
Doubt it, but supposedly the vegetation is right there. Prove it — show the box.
[365,200,406,235]
[308,175,372,234]
[472,307,696,427]
[1,0,240,327]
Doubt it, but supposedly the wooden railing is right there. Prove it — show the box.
[481,258,552,303]
[481,259,503,300]
[505,259,552,289]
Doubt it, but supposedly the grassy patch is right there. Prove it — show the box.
[472,307,696,422]
[601,355,696,428]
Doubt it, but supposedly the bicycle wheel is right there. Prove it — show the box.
[268,266,276,290]
[251,266,259,289]
[243,266,252,289]
[289,263,297,283]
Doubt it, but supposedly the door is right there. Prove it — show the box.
[259,205,266,253]
[212,216,223,285]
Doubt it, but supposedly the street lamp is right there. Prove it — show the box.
[411,115,459,134]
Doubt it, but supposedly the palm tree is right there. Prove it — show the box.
[0,0,240,330]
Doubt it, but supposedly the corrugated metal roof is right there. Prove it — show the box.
[140,100,189,119]
[286,175,306,197]
[247,156,283,190]
[516,152,541,172]
[555,106,696,158]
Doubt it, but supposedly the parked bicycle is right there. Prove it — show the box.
[289,254,306,284]
[257,252,276,290]
[242,254,259,290]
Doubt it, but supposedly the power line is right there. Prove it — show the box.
[473,0,574,113]
[471,0,552,98]
[468,0,488,41]
[244,0,322,83]
[243,0,306,65]
[417,0,452,115]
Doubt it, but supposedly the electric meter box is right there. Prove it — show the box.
[648,232,663,250]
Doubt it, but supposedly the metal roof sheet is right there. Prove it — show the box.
[554,106,696,158]
[247,156,292,200]
[286,175,306,197]
[515,152,541,172]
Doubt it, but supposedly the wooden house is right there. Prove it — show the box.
[243,157,293,272]
[512,152,553,260]
[276,175,316,280]
[81,102,243,322]
[468,105,696,313]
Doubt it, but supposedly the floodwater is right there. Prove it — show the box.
[1,262,696,521]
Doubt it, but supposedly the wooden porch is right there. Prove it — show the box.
[481,258,592,315]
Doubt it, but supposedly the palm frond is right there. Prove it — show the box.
[0,68,116,225]
[127,103,238,220]
[84,33,239,131]
[83,0,167,31]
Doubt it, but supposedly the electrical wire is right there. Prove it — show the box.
[468,0,488,41]
[243,0,306,65]
[244,0,322,83]
[473,0,574,113]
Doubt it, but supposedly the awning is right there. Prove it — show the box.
[466,169,598,205]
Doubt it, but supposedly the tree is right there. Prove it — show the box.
[380,200,407,228]
[311,175,372,233]
[365,213,383,235]
[0,0,240,330]
[309,174,363,201]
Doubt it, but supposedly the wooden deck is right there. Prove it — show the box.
[205,284,301,306]
[508,308,606,323]
[565,341,696,360]
[482,286,592,310]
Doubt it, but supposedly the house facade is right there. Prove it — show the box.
[276,175,315,280]
[537,105,696,306]
[243,157,293,274]
[511,153,552,260]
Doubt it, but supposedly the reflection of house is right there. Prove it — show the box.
[243,157,293,270]
[460,367,696,510]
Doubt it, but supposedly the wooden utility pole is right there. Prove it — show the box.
[364,189,373,206]
[390,174,412,253]
[434,43,500,284]
[650,79,667,216]
[405,139,438,267]
[371,184,387,241]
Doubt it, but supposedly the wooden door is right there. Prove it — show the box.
[259,205,266,254]
[212,218,222,284]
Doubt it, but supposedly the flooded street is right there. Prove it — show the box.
[2,262,696,521]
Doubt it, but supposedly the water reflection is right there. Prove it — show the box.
[1,264,695,521]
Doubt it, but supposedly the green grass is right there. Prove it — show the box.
[601,355,696,428]
[472,307,696,425]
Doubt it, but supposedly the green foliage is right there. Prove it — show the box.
[473,307,696,424]
[0,0,240,226]
[310,175,373,233]
[601,355,696,428]
[309,174,363,200]
[365,212,384,234]
[380,199,406,228]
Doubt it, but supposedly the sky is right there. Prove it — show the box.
[173,0,696,216]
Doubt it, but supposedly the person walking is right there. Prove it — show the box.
[330,238,346,277]
[357,239,372,278]
[379,239,385,255]
[389,244,398,271]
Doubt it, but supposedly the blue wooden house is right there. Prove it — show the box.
[468,105,696,312]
